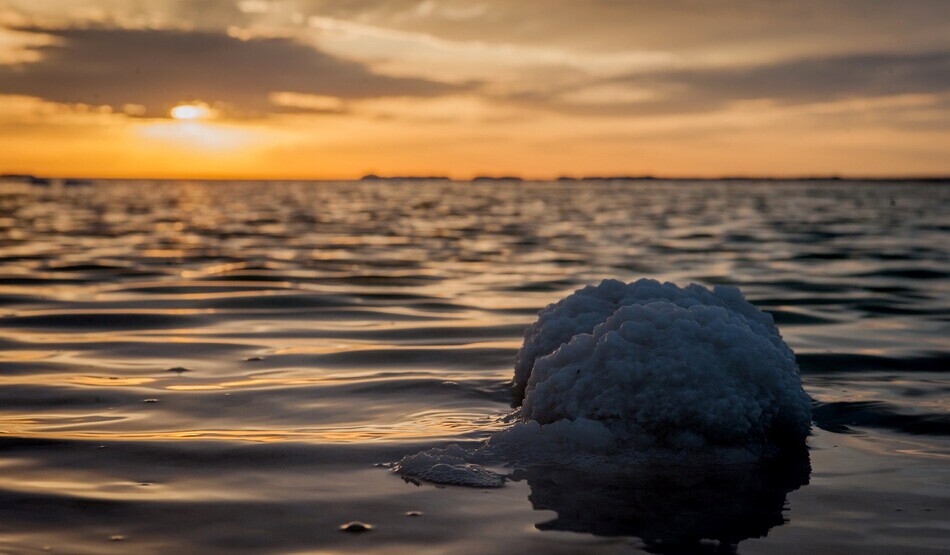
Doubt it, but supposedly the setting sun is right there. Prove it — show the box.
[170,103,212,120]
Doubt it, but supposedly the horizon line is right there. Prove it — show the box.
[4,172,949,183]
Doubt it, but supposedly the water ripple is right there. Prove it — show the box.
[0,179,948,553]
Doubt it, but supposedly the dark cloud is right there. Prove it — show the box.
[526,51,950,116]
[647,51,950,104]
[0,26,466,117]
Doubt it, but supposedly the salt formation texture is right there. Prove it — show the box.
[396,279,811,485]
[511,279,812,453]
[393,445,505,487]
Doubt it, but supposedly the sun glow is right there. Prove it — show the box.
[138,119,257,150]
[170,103,212,120]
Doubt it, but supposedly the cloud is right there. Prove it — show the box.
[650,51,950,104]
[293,1,950,58]
[0,25,466,117]
[520,51,950,117]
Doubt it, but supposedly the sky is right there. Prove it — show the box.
[0,0,948,179]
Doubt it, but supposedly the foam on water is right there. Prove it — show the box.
[396,279,812,485]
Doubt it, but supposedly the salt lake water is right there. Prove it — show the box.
[0,179,947,553]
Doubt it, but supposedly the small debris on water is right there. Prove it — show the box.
[405,511,423,517]
[339,521,373,533]
[109,535,125,542]
[143,398,159,403]
[166,367,191,374]
[244,356,264,362]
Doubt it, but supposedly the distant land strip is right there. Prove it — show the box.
[2,173,949,184]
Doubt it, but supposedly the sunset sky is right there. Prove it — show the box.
[0,0,948,179]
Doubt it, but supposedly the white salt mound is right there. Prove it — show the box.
[395,279,812,485]
[514,278,812,450]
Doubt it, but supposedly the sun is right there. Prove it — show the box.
[170,103,212,120]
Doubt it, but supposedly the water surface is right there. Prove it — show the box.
[0,179,947,553]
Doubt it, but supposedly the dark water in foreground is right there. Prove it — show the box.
[0,179,947,554]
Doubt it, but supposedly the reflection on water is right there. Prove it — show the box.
[522,449,811,554]
[0,179,948,553]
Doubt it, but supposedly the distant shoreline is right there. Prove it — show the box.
[3,173,949,184]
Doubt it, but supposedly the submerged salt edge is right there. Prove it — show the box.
[395,278,813,487]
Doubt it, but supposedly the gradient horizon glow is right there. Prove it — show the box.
[0,0,948,179]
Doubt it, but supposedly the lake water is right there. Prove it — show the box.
[0,179,947,554]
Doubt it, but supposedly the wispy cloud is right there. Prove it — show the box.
[513,51,950,116]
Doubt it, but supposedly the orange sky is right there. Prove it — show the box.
[0,1,948,179]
